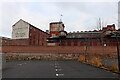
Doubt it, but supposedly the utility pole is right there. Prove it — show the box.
[101,32,104,58]
[112,32,120,72]
[85,38,88,62]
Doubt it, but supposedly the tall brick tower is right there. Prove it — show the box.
[50,21,65,38]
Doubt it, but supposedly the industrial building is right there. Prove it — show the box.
[1,19,120,54]
[0,19,119,47]
[47,22,119,47]
[1,19,49,46]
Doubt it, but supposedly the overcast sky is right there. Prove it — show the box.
[0,0,119,38]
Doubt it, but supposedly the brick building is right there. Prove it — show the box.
[0,36,12,52]
[50,21,65,37]
[2,19,49,46]
[1,20,119,47]
[47,22,120,47]
[1,20,120,54]
[0,36,11,46]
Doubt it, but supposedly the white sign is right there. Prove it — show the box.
[12,20,29,39]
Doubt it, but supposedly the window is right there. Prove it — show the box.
[112,26,114,30]
[52,34,56,37]
[30,27,32,29]
[61,43,65,46]
[80,42,84,46]
[67,42,71,46]
[33,40,35,45]
[59,28,61,31]
[104,39,107,42]
[30,33,32,36]
[74,42,78,46]
[72,35,75,38]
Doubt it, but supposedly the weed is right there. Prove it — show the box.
[78,56,85,62]
[88,57,102,67]
[112,64,119,72]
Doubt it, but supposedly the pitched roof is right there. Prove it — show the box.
[0,36,11,40]
[12,19,49,35]
[12,19,29,26]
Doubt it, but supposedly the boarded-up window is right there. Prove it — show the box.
[74,42,78,46]
[33,40,35,45]
[61,43,65,46]
[67,42,71,46]
[80,42,84,46]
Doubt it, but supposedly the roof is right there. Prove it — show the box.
[30,24,49,35]
[12,19,29,27]
[0,36,11,40]
[50,21,65,28]
[12,19,49,35]
[107,24,115,27]
[50,21,63,24]
[67,32,102,38]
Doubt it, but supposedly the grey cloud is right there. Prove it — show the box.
[0,2,118,37]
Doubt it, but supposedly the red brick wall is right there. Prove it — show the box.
[2,39,29,46]
[2,46,118,56]
[2,39,10,45]
[29,26,49,46]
